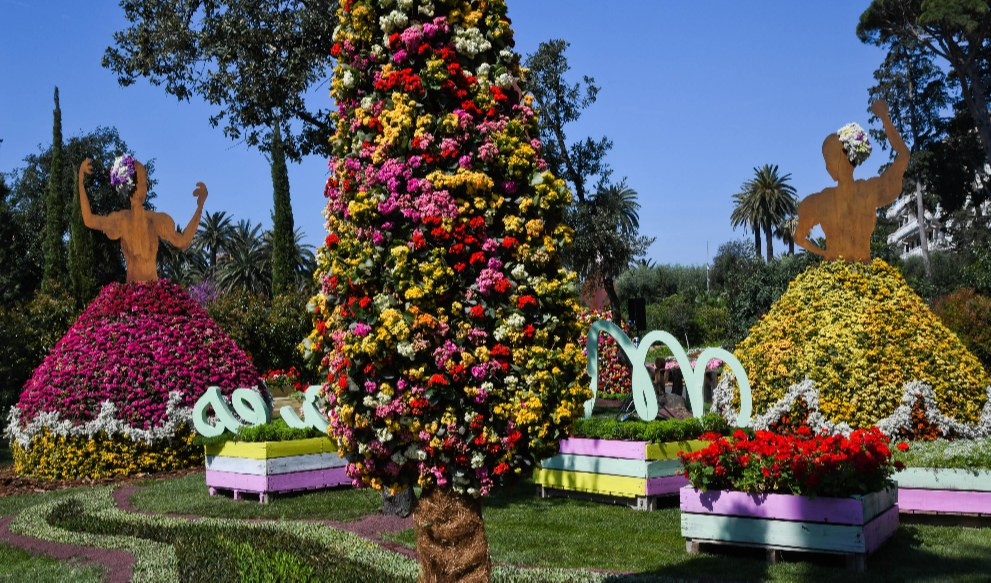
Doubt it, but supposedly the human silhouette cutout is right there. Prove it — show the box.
[795,100,908,261]
[79,158,207,282]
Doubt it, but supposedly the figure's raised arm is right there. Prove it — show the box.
[160,182,207,249]
[870,100,909,207]
[78,159,121,238]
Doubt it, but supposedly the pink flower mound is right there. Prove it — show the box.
[16,280,262,429]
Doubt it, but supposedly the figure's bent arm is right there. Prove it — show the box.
[872,100,909,207]
[78,159,119,237]
[794,196,827,257]
[160,182,207,249]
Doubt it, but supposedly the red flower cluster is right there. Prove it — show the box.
[680,427,898,498]
[263,367,305,395]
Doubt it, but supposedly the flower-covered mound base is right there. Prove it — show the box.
[734,260,990,429]
[10,426,200,481]
[8,280,262,480]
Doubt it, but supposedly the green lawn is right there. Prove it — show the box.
[0,543,104,583]
[130,472,383,521]
[1,473,990,582]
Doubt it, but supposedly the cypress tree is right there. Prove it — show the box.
[67,155,96,307]
[269,123,295,295]
[41,87,67,294]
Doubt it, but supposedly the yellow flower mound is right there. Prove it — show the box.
[11,428,201,481]
[735,259,990,428]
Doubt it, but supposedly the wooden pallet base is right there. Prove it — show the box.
[685,538,867,572]
[536,485,677,511]
[208,481,349,504]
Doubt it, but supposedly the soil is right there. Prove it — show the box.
[0,465,201,498]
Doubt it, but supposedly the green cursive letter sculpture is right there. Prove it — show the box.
[585,321,753,427]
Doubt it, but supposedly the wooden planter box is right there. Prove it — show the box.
[533,438,706,510]
[204,437,349,503]
[680,485,899,571]
[897,467,991,516]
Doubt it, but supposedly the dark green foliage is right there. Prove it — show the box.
[47,499,406,583]
[524,39,611,204]
[206,290,313,377]
[0,291,78,433]
[195,418,324,447]
[0,175,37,305]
[270,124,296,295]
[933,288,991,373]
[104,0,338,160]
[901,251,970,301]
[571,413,730,442]
[716,249,822,345]
[67,171,96,308]
[41,88,66,294]
[859,0,991,169]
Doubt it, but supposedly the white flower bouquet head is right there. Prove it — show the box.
[836,123,872,166]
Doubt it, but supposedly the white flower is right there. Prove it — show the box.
[506,313,525,330]
[470,451,485,469]
[495,73,514,89]
[453,27,491,58]
[476,63,491,78]
[511,264,528,280]
[341,70,355,88]
[397,0,413,10]
[397,341,415,358]
[418,1,434,16]
[380,10,408,34]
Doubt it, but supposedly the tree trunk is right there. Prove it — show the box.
[915,181,931,277]
[764,224,774,263]
[603,276,623,326]
[788,237,795,256]
[753,227,762,261]
[414,488,491,583]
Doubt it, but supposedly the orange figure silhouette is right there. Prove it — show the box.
[795,100,908,261]
[79,158,207,282]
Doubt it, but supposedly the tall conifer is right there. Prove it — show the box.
[41,87,66,293]
[270,123,295,295]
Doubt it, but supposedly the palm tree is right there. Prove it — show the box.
[775,215,799,256]
[216,219,270,295]
[732,165,798,262]
[195,210,234,272]
[730,189,762,260]
[592,179,641,235]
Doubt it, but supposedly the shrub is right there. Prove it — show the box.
[933,288,991,374]
[0,291,78,434]
[735,260,990,429]
[572,413,730,442]
[196,418,325,447]
[206,290,315,381]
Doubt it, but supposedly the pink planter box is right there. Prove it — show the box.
[897,468,991,516]
[680,485,899,569]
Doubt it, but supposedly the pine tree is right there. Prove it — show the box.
[41,87,67,294]
[308,2,589,578]
[68,160,96,307]
[269,123,295,295]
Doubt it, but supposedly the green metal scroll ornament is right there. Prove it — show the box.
[192,386,271,437]
[280,385,330,433]
[584,320,753,427]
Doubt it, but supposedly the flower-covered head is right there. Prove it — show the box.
[110,154,137,194]
[308,0,589,498]
[836,122,872,167]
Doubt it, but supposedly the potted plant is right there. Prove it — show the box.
[534,414,729,510]
[679,427,899,571]
[200,418,349,503]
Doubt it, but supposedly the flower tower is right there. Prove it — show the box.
[309,0,588,578]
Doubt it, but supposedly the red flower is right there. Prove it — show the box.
[896,442,910,452]
[517,295,537,309]
[469,305,485,318]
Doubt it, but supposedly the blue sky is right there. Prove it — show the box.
[0,1,886,265]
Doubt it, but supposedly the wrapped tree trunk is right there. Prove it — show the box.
[414,489,491,583]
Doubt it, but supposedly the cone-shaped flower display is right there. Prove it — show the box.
[308,1,589,577]
[735,260,989,430]
[9,280,262,479]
